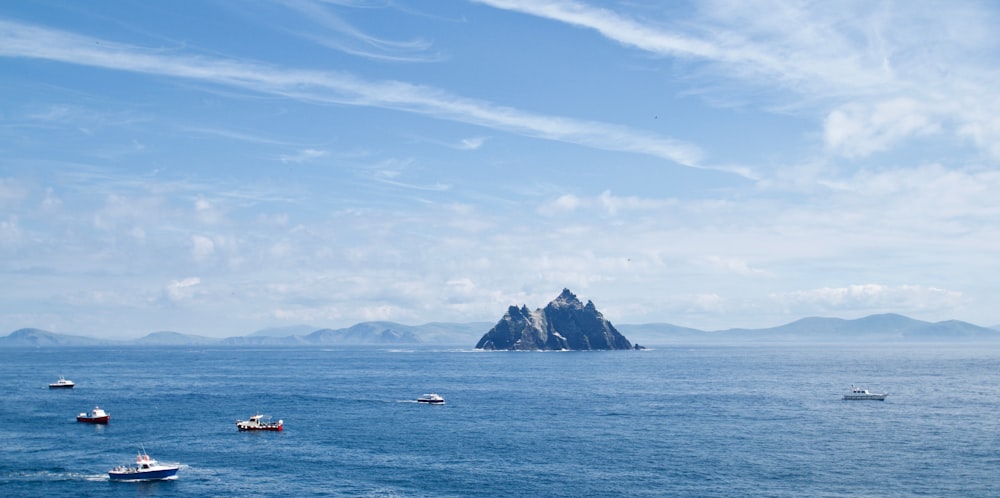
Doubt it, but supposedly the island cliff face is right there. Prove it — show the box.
[475,289,634,350]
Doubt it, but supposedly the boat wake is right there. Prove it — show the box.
[4,470,108,483]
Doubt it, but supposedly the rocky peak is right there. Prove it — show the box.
[476,289,634,351]
[549,288,582,308]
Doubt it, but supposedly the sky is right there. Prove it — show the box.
[2,1,1000,339]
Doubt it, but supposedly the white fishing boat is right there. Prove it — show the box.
[236,413,283,432]
[49,376,74,389]
[108,449,179,481]
[843,385,888,401]
[416,393,445,404]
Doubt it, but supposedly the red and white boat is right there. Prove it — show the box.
[236,413,283,431]
[77,406,110,424]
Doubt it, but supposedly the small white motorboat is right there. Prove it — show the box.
[236,413,283,432]
[416,393,445,404]
[49,376,75,389]
[843,385,888,400]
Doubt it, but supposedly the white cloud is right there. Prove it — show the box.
[596,190,675,216]
[958,114,1000,159]
[818,163,1000,231]
[691,293,724,313]
[824,98,940,158]
[539,190,675,216]
[456,136,488,150]
[165,277,201,302]
[702,255,772,278]
[538,193,583,215]
[774,284,965,315]
[194,196,225,225]
[280,148,327,163]
[0,215,22,248]
[191,235,215,262]
[0,178,28,206]
[93,194,139,231]
[446,278,477,295]
[41,188,62,211]
[372,168,452,191]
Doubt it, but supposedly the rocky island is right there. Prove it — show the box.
[476,289,638,350]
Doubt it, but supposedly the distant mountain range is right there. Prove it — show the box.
[620,313,1000,344]
[0,322,492,347]
[2,314,999,347]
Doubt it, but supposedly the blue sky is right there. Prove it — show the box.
[2,1,999,338]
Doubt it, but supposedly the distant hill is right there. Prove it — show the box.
[0,328,105,346]
[305,322,421,345]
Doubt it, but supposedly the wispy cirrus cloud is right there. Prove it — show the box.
[0,18,712,172]
[280,0,446,63]
[455,136,488,150]
[180,126,300,146]
[471,0,800,84]
[474,0,1000,161]
[537,190,676,216]
[280,148,328,163]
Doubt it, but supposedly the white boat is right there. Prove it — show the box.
[416,393,445,404]
[843,385,888,401]
[236,413,283,432]
[108,449,179,481]
[49,376,75,389]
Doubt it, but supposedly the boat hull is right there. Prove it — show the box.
[236,414,283,431]
[237,424,283,431]
[49,384,74,389]
[77,416,110,424]
[109,467,179,481]
[843,394,887,400]
[416,393,445,404]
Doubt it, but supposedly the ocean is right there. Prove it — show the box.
[1,345,998,497]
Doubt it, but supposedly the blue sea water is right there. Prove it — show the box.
[1,345,999,497]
